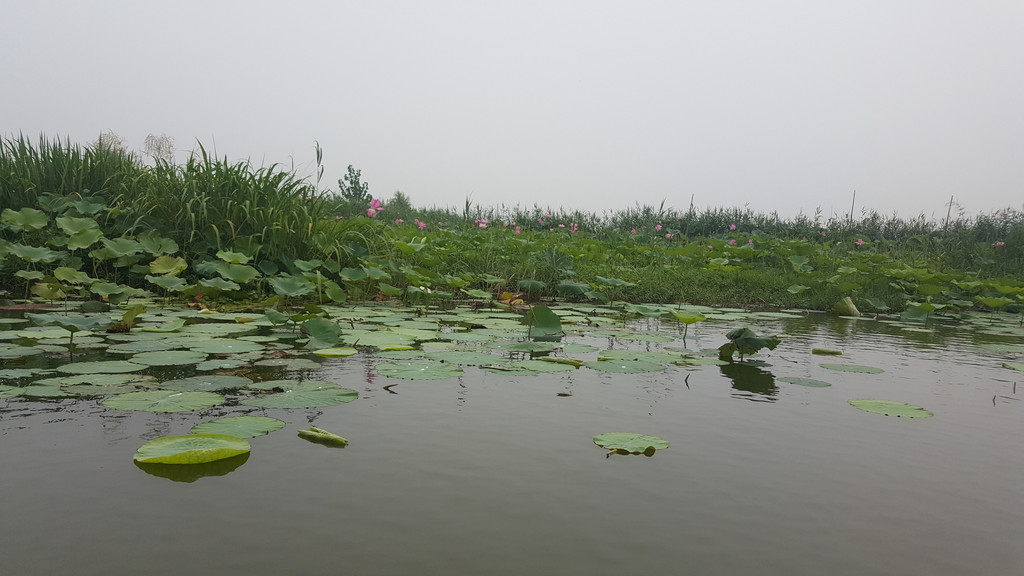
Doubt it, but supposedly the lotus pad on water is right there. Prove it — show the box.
[133,433,251,464]
[376,361,464,380]
[191,416,285,438]
[242,381,358,409]
[593,432,670,456]
[848,399,933,418]
[821,363,885,374]
[104,390,225,412]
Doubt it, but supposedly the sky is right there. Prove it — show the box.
[2,0,1022,219]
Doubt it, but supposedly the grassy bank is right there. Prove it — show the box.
[2,135,1022,315]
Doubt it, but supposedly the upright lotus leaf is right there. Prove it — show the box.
[2,207,49,232]
[595,276,636,287]
[133,433,250,464]
[9,243,61,263]
[55,215,99,236]
[848,399,933,418]
[718,327,781,361]
[53,267,96,285]
[66,228,104,250]
[293,258,323,272]
[216,262,260,283]
[150,255,188,276]
[69,198,106,215]
[555,281,590,297]
[670,309,706,338]
[137,230,179,256]
[200,277,241,291]
[104,390,225,412]
[517,279,545,294]
[216,250,252,264]
[787,285,810,294]
[378,282,404,297]
[301,317,343,347]
[527,305,564,339]
[340,267,368,282]
[593,432,669,456]
[832,297,861,317]
[100,237,144,258]
[146,274,189,292]
[26,312,111,346]
[269,275,314,298]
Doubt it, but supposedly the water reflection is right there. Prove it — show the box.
[134,452,250,483]
[719,362,777,402]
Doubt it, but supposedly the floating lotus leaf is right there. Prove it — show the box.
[615,332,675,343]
[496,341,561,353]
[133,433,250,464]
[820,363,885,374]
[20,383,72,398]
[297,426,348,448]
[196,358,249,371]
[598,349,682,364]
[848,399,933,418]
[58,360,147,374]
[0,346,45,359]
[1003,363,1024,372]
[593,432,669,455]
[242,381,358,408]
[0,385,24,398]
[343,331,416,350]
[0,368,50,380]
[376,361,464,380]
[377,350,428,360]
[58,373,154,387]
[424,351,501,365]
[514,360,576,372]
[254,358,322,370]
[561,343,599,354]
[245,379,298,391]
[310,347,357,358]
[130,350,208,366]
[160,375,252,392]
[778,377,832,388]
[583,360,667,373]
[191,416,285,438]
[811,348,842,355]
[107,340,179,353]
[181,323,257,336]
[188,338,264,355]
[104,390,225,412]
[435,331,496,343]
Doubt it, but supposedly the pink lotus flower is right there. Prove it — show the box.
[549,228,554,232]
[545,214,552,218]
[655,224,662,231]
[366,208,378,218]
[993,241,1005,247]
[514,226,521,235]
[707,245,714,250]
[630,229,637,235]
[748,239,754,244]
[394,219,404,224]
[665,233,673,239]
[437,221,443,226]
[558,224,565,228]
[335,216,342,220]
[820,230,826,236]
[475,219,489,229]
[728,239,737,245]
[537,218,543,224]
[370,198,383,210]
[855,238,865,246]
[729,224,737,231]
[415,219,426,231]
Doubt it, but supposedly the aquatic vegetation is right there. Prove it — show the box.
[593,432,670,457]
[133,433,251,464]
[297,426,349,448]
[848,399,934,418]
[717,327,782,361]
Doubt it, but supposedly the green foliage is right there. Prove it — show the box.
[718,327,782,361]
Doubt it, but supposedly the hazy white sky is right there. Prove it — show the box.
[3,1,1022,218]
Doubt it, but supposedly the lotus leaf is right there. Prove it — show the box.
[130,350,208,366]
[583,360,667,374]
[216,262,260,283]
[59,360,146,374]
[376,361,464,380]
[297,426,349,448]
[191,416,285,438]
[242,382,358,408]
[161,375,252,392]
[527,305,564,338]
[1003,363,1024,372]
[188,339,264,354]
[424,351,501,365]
[778,377,831,388]
[104,390,225,412]
[2,207,48,231]
[848,399,933,418]
[133,433,250,464]
[254,358,322,370]
[593,432,669,455]
[820,363,885,374]
[312,347,358,357]
[269,275,314,297]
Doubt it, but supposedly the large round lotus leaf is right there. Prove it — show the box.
[104,390,225,412]
[254,358,322,370]
[58,373,156,388]
[196,358,248,371]
[160,375,252,392]
[188,339,265,355]
[312,347,358,358]
[59,360,147,374]
[1003,363,1024,372]
[0,346,45,359]
[242,382,358,409]
[778,377,832,388]
[20,384,72,398]
[597,349,683,363]
[821,363,885,374]
[343,331,416,350]
[0,385,23,398]
[583,360,667,374]
[376,361,464,380]
[0,368,50,380]
[133,433,250,464]
[424,351,501,365]
[130,350,208,366]
[377,350,427,360]
[106,340,180,353]
[246,379,299,391]
[593,432,670,455]
[191,416,285,438]
[848,399,934,418]
[495,341,562,353]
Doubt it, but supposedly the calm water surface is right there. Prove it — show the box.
[2,313,1022,575]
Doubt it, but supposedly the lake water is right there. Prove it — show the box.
[2,310,1022,575]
